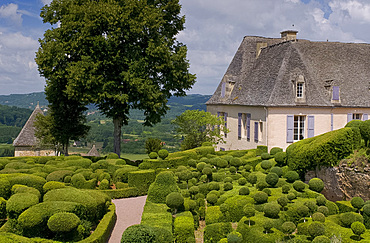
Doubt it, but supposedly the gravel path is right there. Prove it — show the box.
[108,195,147,243]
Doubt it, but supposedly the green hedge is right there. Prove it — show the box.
[8,174,46,194]
[244,157,262,170]
[11,184,41,199]
[140,159,170,170]
[112,165,138,183]
[221,195,251,222]
[99,187,139,199]
[286,127,359,175]
[42,181,65,193]
[77,204,116,243]
[6,193,39,219]
[46,170,73,182]
[166,156,188,168]
[174,211,195,243]
[128,170,156,195]
[167,150,198,160]
[205,206,224,225]
[193,146,215,157]
[204,222,232,243]
[147,171,180,204]
[336,201,356,213]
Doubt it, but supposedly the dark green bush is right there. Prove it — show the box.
[204,222,232,243]
[128,170,156,195]
[0,178,11,199]
[287,193,296,201]
[157,149,169,160]
[239,187,250,195]
[0,197,6,219]
[71,173,96,189]
[166,192,184,215]
[263,219,273,233]
[229,166,236,174]
[351,197,365,212]
[257,145,268,154]
[224,177,233,183]
[223,182,233,191]
[308,178,324,193]
[8,174,46,193]
[230,158,242,168]
[227,231,242,243]
[285,171,299,183]
[206,192,218,206]
[325,200,339,215]
[281,221,296,237]
[261,153,270,160]
[270,147,283,156]
[265,173,279,187]
[255,180,269,191]
[247,174,257,185]
[270,166,283,177]
[121,224,157,243]
[263,203,280,218]
[6,193,39,219]
[147,171,180,204]
[149,152,158,159]
[316,195,327,206]
[277,196,288,209]
[253,191,268,204]
[260,160,272,170]
[317,206,329,217]
[282,184,290,194]
[46,170,73,182]
[339,212,363,228]
[99,179,110,190]
[312,212,325,223]
[42,181,66,193]
[274,152,287,166]
[312,235,330,243]
[286,128,359,174]
[359,120,370,146]
[113,165,138,183]
[304,201,318,215]
[308,222,325,238]
[262,188,271,196]
[47,212,80,232]
[207,182,220,191]
[293,181,306,192]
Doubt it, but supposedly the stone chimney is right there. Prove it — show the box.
[280,30,298,41]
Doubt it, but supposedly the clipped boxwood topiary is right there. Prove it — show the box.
[121,224,157,243]
[312,235,330,243]
[308,222,325,238]
[308,178,324,193]
[223,182,233,191]
[147,171,180,204]
[238,177,247,186]
[261,160,272,170]
[312,212,325,223]
[8,174,46,194]
[43,181,65,193]
[281,221,296,237]
[261,153,271,160]
[351,221,366,239]
[274,152,287,166]
[339,212,363,228]
[316,195,327,206]
[253,191,268,204]
[282,184,290,194]
[12,184,41,199]
[0,178,11,199]
[46,170,73,182]
[270,167,283,177]
[285,171,299,183]
[166,192,184,215]
[247,174,257,186]
[351,197,365,213]
[6,193,39,219]
[263,203,280,218]
[47,212,80,232]
[317,206,329,217]
[270,147,283,156]
[239,187,250,196]
[265,172,279,187]
[293,181,306,192]
[148,152,158,159]
[157,149,169,160]
[227,231,242,243]
[0,197,6,219]
[99,179,110,190]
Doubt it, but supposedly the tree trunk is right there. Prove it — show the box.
[113,117,123,158]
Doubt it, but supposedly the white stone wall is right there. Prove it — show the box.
[14,147,55,157]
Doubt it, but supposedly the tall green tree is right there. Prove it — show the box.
[37,0,195,157]
[173,110,228,150]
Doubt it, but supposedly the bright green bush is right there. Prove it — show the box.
[325,200,339,215]
[253,191,268,204]
[316,195,327,206]
[147,171,180,204]
[287,193,296,201]
[121,224,157,243]
[281,221,296,237]
[222,195,249,222]
[339,212,363,228]
[6,193,39,218]
[227,231,242,243]
[205,206,224,225]
[46,170,73,182]
[99,179,110,190]
[47,212,80,232]
[359,120,370,146]
[261,153,270,160]
[351,197,365,212]
[128,170,156,195]
[223,182,233,191]
[270,166,283,177]
[263,203,280,218]
[351,221,366,238]
[293,181,306,192]
[149,152,158,159]
[71,173,96,189]
[274,152,287,166]
[206,192,218,206]
[286,127,359,174]
[174,213,194,243]
[260,160,272,170]
[317,206,329,217]
[270,147,283,156]
[204,222,232,243]
[106,153,119,159]
[113,165,139,183]
[0,178,11,199]
[308,178,324,193]
[312,212,325,223]
[8,174,46,193]
[166,192,184,215]
[312,235,330,243]
[158,149,169,160]
[265,173,279,187]
[11,184,41,199]
[42,181,65,193]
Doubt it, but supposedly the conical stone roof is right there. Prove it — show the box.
[87,145,100,157]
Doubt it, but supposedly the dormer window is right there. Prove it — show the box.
[296,83,303,98]
[332,86,340,102]
[220,76,235,98]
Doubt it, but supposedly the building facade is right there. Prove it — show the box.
[206,31,370,151]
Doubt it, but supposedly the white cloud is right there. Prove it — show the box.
[0,3,22,26]
[41,0,52,5]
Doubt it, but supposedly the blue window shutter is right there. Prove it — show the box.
[221,83,226,98]
[224,113,228,138]
[238,113,242,139]
[363,114,368,121]
[332,86,340,100]
[331,113,333,131]
[246,113,251,140]
[287,115,294,143]
[347,113,352,123]
[307,116,315,138]
[217,112,220,117]
[254,122,258,142]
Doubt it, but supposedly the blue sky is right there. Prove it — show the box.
[0,0,370,95]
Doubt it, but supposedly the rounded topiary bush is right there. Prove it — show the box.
[227,231,242,243]
[223,182,233,191]
[261,153,271,160]
[47,212,80,232]
[148,152,158,159]
[196,162,207,172]
[230,158,242,168]
[340,212,363,228]
[256,180,269,191]
[287,193,296,201]
[316,195,327,206]
[239,187,250,195]
[317,206,329,217]
[312,235,330,243]
[46,170,73,182]
[265,173,279,187]
[308,222,325,238]
[121,224,157,243]
[12,184,41,199]
[206,193,218,206]
[281,221,296,236]
[274,152,287,166]
[207,182,220,191]
[351,197,365,212]
[0,178,11,199]
[166,192,184,214]
[229,166,236,174]
[224,177,233,183]
[0,197,6,219]
[147,171,180,204]
[247,174,257,185]
[157,149,169,160]
[363,204,370,216]
[6,193,39,218]
[270,167,283,177]
[293,181,306,192]
[282,184,290,194]
[261,160,272,170]
[106,153,119,159]
[43,181,65,193]
[262,188,271,196]
[270,147,283,156]
[277,196,288,209]
[238,177,247,186]
[253,191,268,204]
[312,212,325,223]
[285,171,299,183]
[351,221,366,238]
[263,203,280,218]
[99,179,110,190]
[217,159,228,169]
[308,178,325,193]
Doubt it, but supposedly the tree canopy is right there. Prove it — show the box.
[173,110,228,150]
[36,0,195,157]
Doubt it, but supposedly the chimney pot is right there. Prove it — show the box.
[280,30,298,41]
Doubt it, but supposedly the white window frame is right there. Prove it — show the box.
[294,115,305,141]
[352,113,362,120]
[296,83,303,98]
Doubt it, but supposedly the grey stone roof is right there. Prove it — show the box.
[207,36,370,108]
[13,105,43,147]
[87,145,100,157]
